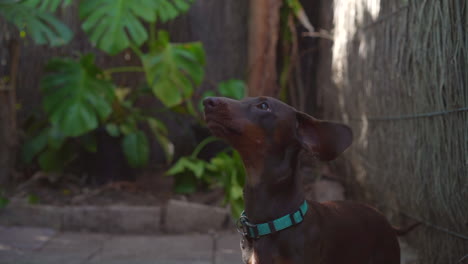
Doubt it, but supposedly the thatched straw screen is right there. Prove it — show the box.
[323,0,467,263]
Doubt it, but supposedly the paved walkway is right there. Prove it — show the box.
[0,226,419,264]
[0,226,241,264]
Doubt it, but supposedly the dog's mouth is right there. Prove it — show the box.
[205,116,242,137]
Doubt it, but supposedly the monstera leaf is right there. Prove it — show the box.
[0,0,73,46]
[142,31,205,107]
[23,0,74,12]
[154,0,193,23]
[41,54,115,137]
[79,0,193,54]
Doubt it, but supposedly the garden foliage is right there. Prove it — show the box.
[1,0,247,216]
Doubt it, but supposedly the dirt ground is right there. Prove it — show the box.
[8,171,226,208]
[6,163,336,209]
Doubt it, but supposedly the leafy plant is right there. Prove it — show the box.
[4,0,247,212]
[206,150,245,217]
[122,131,150,168]
[42,54,115,137]
[166,136,217,193]
[27,194,40,204]
[0,0,73,46]
[167,78,247,215]
[79,0,193,54]
[0,189,9,209]
[22,53,173,171]
[167,137,245,217]
[103,85,174,167]
[16,0,203,171]
[142,31,205,107]
[21,123,77,172]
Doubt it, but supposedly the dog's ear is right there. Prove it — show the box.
[296,111,353,161]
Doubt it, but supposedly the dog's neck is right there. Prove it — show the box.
[240,146,305,223]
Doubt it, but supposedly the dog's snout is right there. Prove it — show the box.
[203,97,222,111]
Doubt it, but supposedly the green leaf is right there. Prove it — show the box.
[147,118,174,163]
[166,158,187,175]
[230,198,244,218]
[0,196,9,209]
[119,123,134,135]
[47,125,66,150]
[41,54,115,137]
[22,128,49,163]
[32,0,72,12]
[173,174,197,194]
[209,152,231,169]
[189,159,206,179]
[167,157,206,178]
[218,79,246,100]
[81,133,97,153]
[38,149,65,171]
[285,0,314,33]
[230,175,243,199]
[155,133,174,163]
[147,117,168,135]
[105,123,120,137]
[142,35,205,107]
[0,0,73,46]
[79,0,193,54]
[27,194,40,205]
[122,131,150,168]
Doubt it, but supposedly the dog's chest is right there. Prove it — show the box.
[240,237,296,264]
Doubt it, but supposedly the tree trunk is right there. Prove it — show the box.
[247,0,282,97]
[0,38,19,185]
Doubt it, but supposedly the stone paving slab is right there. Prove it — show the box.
[0,227,57,264]
[165,199,229,234]
[62,206,161,234]
[0,226,56,251]
[0,227,244,264]
[31,232,111,264]
[0,228,110,264]
[215,232,242,264]
[1,200,230,234]
[0,205,62,229]
[89,234,213,264]
[0,204,163,234]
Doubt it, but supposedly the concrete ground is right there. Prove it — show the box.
[0,226,242,264]
[0,226,419,264]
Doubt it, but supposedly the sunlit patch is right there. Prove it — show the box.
[36,235,50,242]
[0,243,12,251]
[249,251,258,264]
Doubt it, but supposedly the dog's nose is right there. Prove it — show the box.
[203,97,220,110]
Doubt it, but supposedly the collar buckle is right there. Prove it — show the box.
[236,214,257,238]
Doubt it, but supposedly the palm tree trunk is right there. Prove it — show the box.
[247,0,282,97]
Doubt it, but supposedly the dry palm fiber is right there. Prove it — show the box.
[324,0,467,263]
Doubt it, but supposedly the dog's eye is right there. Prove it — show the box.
[257,102,270,111]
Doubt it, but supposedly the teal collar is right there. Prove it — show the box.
[237,200,308,239]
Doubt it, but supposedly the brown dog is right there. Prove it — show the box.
[203,96,417,264]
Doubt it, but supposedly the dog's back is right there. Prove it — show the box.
[305,200,400,264]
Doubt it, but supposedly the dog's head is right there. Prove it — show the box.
[203,96,352,161]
